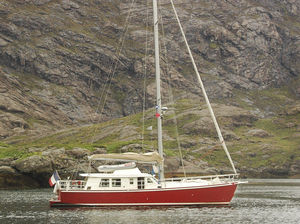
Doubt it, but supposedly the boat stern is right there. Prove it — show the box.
[49,198,62,207]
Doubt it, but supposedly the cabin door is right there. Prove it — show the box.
[137,177,145,189]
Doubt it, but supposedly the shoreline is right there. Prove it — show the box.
[1,172,299,190]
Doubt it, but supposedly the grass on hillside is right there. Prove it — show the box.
[1,80,300,177]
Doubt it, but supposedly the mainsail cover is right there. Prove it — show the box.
[88,152,163,164]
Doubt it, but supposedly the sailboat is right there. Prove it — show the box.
[49,0,242,207]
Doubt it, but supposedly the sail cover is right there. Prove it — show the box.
[88,152,163,164]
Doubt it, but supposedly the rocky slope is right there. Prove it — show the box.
[0,0,299,137]
[1,91,300,188]
[0,0,299,188]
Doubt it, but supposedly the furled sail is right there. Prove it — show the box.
[88,152,163,164]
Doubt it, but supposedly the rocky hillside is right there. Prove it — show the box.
[1,90,300,188]
[0,0,299,188]
[0,0,299,137]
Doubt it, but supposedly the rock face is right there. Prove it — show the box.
[0,168,40,189]
[13,155,53,174]
[0,148,95,189]
[0,0,299,139]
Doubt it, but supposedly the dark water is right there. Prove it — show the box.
[0,179,299,224]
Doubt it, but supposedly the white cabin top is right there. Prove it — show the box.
[73,167,159,191]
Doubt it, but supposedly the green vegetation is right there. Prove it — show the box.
[0,142,40,160]
[209,42,219,49]
[1,75,300,177]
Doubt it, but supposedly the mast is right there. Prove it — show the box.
[153,0,164,181]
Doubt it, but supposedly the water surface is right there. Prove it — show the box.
[0,179,299,224]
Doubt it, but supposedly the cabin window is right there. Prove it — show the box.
[112,178,121,187]
[137,177,145,189]
[147,178,153,184]
[100,178,110,187]
[130,178,134,184]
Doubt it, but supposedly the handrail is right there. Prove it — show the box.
[163,174,239,183]
[57,180,86,191]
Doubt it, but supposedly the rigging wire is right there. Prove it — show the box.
[71,162,80,180]
[158,1,186,178]
[169,0,237,174]
[141,0,150,153]
[90,0,136,144]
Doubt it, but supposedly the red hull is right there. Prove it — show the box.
[50,183,237,207]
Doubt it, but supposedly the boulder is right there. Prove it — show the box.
[66,148,90,159]
[260,144,273,151]
[0,38,8,47]
[0,158,15,166]
[0,165,40,189]
[120,144,142,153]
[247,129,272,137]
[286,104,300,115]
[180,139,198,148]
[52,156,76,170]
[42,147,65,157]
[12,155,52,174]
[61,0,80,10]
[182,117,215,136]
[0,166,16,174]
[42,148,76,170]
[32,0,52,6]
[92,148,107,155]
[222,130,240,141]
